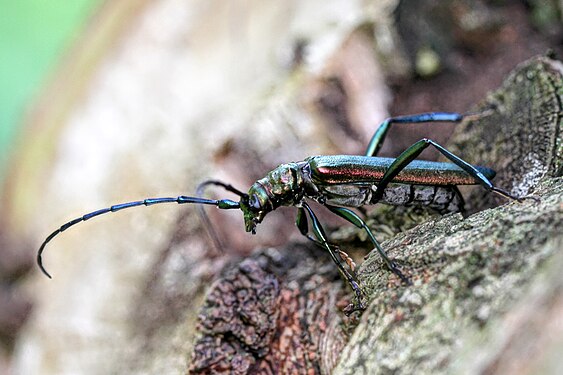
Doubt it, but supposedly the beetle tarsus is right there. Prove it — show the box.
[463,106,495,121]
[491,187,541,204]
[389,261,411,285]
[338,249,357,272]
[344,285,367,315]
[521,195,541,203]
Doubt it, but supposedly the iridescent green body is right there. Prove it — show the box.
[307,155,495,186]
[242,155,496,231]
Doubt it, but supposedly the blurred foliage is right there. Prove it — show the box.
[0,0,100,177]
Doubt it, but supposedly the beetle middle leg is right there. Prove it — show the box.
[325,205,410,284]
[296,203,366,311]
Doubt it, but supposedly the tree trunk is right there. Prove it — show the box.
[187,55,563,374]
[7,1,561,373]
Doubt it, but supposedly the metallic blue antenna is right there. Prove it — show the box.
[37,195,241,278]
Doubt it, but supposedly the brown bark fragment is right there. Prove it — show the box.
[190,246,350,374]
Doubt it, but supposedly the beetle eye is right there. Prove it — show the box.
[249,194,261,211]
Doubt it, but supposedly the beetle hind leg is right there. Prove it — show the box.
[366,112,464,157]
[372,138,526,203]
[365,108,496,157]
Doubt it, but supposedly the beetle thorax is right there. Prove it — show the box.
[252,161,312,208]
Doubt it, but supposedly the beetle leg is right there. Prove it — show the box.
[297,207,326,244]
[299,203,366,311]
[296,207,309,236]
[366,112,464,157]
[372,138,523,202]
[297,207,339,245]
[326,205,410,284]
[297,207,357,271]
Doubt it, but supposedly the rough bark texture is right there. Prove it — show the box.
[334,56,563,374]
[188,247,349,374]
[5,1,561,374]
[181,55,562,374]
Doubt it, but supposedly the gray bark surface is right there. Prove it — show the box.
[334,55,563,374]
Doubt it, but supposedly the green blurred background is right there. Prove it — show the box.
[0,0,100,179]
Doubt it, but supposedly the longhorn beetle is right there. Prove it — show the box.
[37,111,528,312]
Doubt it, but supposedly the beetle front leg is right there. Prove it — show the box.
[297,204,366,312]
[296,208,357,271]
[195,179,248,256]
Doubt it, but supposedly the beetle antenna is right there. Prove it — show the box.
[37,195,240,278]
[462,105,496,121]
[197,180,247,197]
[196,180,248,256]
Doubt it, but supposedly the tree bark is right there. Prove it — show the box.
[7,1,561,371]
[335,55,563,374]
[184,55,563,374]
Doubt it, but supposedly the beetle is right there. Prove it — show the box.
[37,111,527,311]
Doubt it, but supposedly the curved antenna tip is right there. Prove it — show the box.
[37,250,53,279]
[37,257,53,279]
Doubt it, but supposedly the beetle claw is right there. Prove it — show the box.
[519,194,541,204]
[344,290,367,315]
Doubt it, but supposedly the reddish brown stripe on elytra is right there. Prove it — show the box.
[310,156,483,186]
[314,165,385,182]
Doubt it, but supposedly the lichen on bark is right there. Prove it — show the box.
[333,55,562,374]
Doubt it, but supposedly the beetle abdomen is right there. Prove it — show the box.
[380,184,463,213]
[321,183,463,213]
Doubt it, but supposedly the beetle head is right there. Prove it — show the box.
[240,182,273,234]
